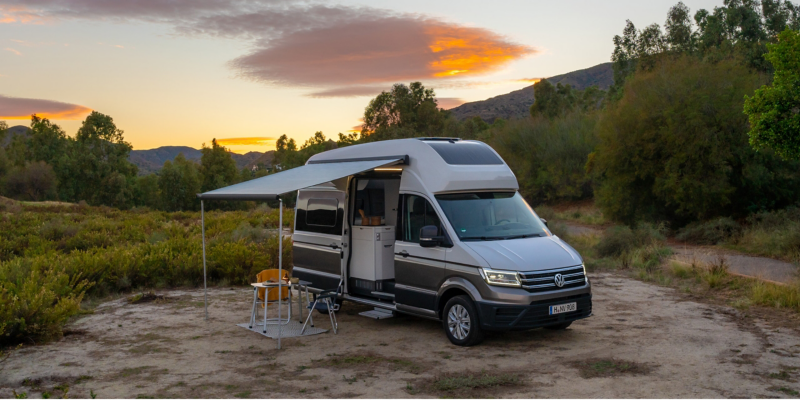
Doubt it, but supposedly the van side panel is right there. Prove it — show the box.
[292,189,345,290]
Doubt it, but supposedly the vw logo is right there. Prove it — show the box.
[554,273,565,287]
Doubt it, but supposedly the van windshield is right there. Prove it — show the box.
[435,192,550,241]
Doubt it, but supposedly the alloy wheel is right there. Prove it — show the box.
[447,304,471,340]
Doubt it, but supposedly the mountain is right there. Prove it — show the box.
[129,147,272,175]
[448,62,614,122]
[2,125,31,147]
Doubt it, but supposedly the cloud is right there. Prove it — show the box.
[515,78,542,83]
[0,94,91,120]
[2,1,537,94]
[4,47,20,55]
[215,137,276,146]
[231,16,535,90]
[437,97,466,110]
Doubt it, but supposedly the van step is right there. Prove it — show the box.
[359,307,394,320]
[370,291,395,300]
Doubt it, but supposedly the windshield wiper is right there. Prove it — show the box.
[504,233,544,240]
[460,236,505,241]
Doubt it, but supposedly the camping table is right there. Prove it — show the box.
[249,280,312,328]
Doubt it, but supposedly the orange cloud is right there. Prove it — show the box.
[425,24,532,78]
[4,47,20,55]
[516,78,542,83]
[0,95,91,120]
[215,137,276,146]
[232,16,536,91]
[0,6,46,24]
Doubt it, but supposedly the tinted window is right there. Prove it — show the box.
[306,198,338,227]
[401,194,442,243]
[426,141,503,165]
[436,192,549,241]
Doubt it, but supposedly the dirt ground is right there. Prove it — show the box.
[2,273,800,399]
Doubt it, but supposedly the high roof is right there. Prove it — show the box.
[307,139,518,194]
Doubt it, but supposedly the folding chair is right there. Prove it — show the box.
[301,280,342,335]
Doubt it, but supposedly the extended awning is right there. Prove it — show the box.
[194,154,406,350]
[197,155,408,201]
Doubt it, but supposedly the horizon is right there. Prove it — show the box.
[1,0,722,154]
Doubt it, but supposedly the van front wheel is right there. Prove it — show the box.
[442,295,484,346]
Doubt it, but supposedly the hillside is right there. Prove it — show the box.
[448,62,613,122]
[129,147,271,175]
[2,125,31,147]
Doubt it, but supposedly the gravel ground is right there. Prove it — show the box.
[2,273,800,398]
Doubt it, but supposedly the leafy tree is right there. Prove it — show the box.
[71,112,138,208]
[134,173,161,209]
[361,82,448,139]
[530,79,605,118]
[200,139,238,192]
[273,134,301,170]
[665,2,695,52]
[4,161,58,201]
[744,28,800,160]
[593,56,800,225]
[159,154,201,211]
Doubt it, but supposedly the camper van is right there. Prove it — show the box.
[291,138,592,346]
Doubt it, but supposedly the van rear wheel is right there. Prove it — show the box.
[442,295,484,346]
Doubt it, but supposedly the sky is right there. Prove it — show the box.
[0,0,723,154]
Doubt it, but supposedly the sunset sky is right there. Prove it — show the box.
[0,0,721,154]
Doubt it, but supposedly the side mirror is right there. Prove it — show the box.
[419,225,442,248]
[540,218,548,227]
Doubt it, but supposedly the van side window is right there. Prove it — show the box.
[402,195,442,243]
[296,192,343,235]
[306,198,338,227]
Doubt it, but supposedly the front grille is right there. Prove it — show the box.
[490,293,593,329]
[519,265,586,293]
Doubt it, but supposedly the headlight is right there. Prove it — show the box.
[479,268,521,287]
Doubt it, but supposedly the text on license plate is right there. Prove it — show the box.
[549,302,577,315]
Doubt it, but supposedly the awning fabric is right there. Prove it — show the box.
[197,156,405,201]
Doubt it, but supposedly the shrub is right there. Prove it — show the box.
[489,112,599,204]
[676,217,742,245]
[593,56,800,225]
[3,161,58,202]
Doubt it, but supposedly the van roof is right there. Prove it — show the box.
[306,138,519,194]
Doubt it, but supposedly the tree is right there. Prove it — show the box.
[200,139,238,192]
[592,56,800,225]
[134,173,161,209]
[744,28,800,161]
[159,154,201,211]
[361,82,448,139]
[71,111,138,208]
[665,2,695,52]
[3,161,58,201]
[530,79,605,119]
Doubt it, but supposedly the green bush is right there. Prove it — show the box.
[595,223,665,258]
[489,112,599,204]
[676,217,742,245]
[593,56,800,225]
[0,201,294,344]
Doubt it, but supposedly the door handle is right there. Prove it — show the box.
[399,250,409,258]
[329,243,340,249]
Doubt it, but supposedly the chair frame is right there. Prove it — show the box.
[301,281,342,335]
[249,285,292,333]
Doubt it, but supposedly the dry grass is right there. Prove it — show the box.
[570,358,653,378]
[408,370,522,397]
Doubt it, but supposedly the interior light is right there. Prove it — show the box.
[374,167,403,172]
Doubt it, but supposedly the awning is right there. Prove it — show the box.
[197,155,407,201]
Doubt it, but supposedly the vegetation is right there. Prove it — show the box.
[744,28,800,160]
[0,200,292,345]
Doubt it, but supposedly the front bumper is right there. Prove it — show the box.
[475,293,592,331]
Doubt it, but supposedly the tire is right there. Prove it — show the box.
[442,295,484,346]
[544,321,572,330]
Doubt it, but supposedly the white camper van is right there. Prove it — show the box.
[290,138,592,346]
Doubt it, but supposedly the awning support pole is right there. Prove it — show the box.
[201,200,208,320]
[277,197,283,350]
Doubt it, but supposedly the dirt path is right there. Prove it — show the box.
[2,275,800,398]
[561,222,798,284]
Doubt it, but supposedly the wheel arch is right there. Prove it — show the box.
[436,277,483,319]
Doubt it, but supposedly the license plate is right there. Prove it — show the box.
[549,302,577,315]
